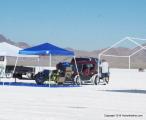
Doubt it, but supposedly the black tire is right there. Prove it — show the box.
[94,75,99,85]
[17,74,22,79]
[26,73,33,79]
[35,73,45,85]
[6,73,13,78]
[57,82,63,85]
[105,77,109,84]
[75,76,81,85]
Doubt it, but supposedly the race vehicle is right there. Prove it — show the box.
[34,57,109,85]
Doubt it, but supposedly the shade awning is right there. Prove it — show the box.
[19,43,74,56]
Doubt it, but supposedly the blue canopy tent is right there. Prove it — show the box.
[19,43,75,68]
[19,43,74,56]
[14,43,79,86]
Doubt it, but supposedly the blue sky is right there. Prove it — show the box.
[0,0,146,51]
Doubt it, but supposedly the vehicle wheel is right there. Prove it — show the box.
[94,75,99,85]
[75,76,81,85]
[6,73,13,78]
[26,73,33,79]
[105,77,109,84]
[17,74,22,79]
[57,82,63,85]
[35,73,45,85]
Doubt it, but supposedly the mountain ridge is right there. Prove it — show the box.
[1,34,146,68]
[0,34,30,48]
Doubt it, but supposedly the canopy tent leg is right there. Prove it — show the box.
[98,54,101,84]
[0,56,6,84]
[3,56,7,78]
[73,56,81,85]
[37,56,41,73]
[0,56,6,86]
[128,56,131,69]
[49,54,52,87]
[13,56,19,83]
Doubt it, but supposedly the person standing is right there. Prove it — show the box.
[100,59,109,84]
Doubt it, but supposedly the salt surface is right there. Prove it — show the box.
[0,69,146,120]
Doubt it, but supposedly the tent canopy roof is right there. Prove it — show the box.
[0,42,37,57]
[19,43,74,56]
[0,42,21,56]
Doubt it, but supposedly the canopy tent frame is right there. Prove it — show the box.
[0,42,38,81]
[98,37,146,80]
[14,43,80,86]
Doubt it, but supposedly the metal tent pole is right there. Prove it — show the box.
[73,56,81,85]
[49,53,51,87]
[98,54,101,83]
[37,56,40,72]
[129,56,131,69]
[2,56,7,86]
[13,56,19,83]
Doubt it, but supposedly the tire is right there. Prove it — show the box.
[105,77,109,84]
[26,73,33,79]
[17,74,22,79]
[57,82,63,85]
[94,75,99,85]
[6,73,13,78]
[75,76,81,85]
[35,73,45,85]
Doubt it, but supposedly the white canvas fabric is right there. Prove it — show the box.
[0,42,21,56]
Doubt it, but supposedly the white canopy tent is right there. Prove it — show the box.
[0,42,22,57]
[0,42,22,77]
[0,42,38,58]
[98,37,146,77]
[0,42,38,78]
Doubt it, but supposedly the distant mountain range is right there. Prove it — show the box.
[0,34,30,48]
[1,34,146,68]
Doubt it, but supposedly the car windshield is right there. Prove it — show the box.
[72,63,95,72]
